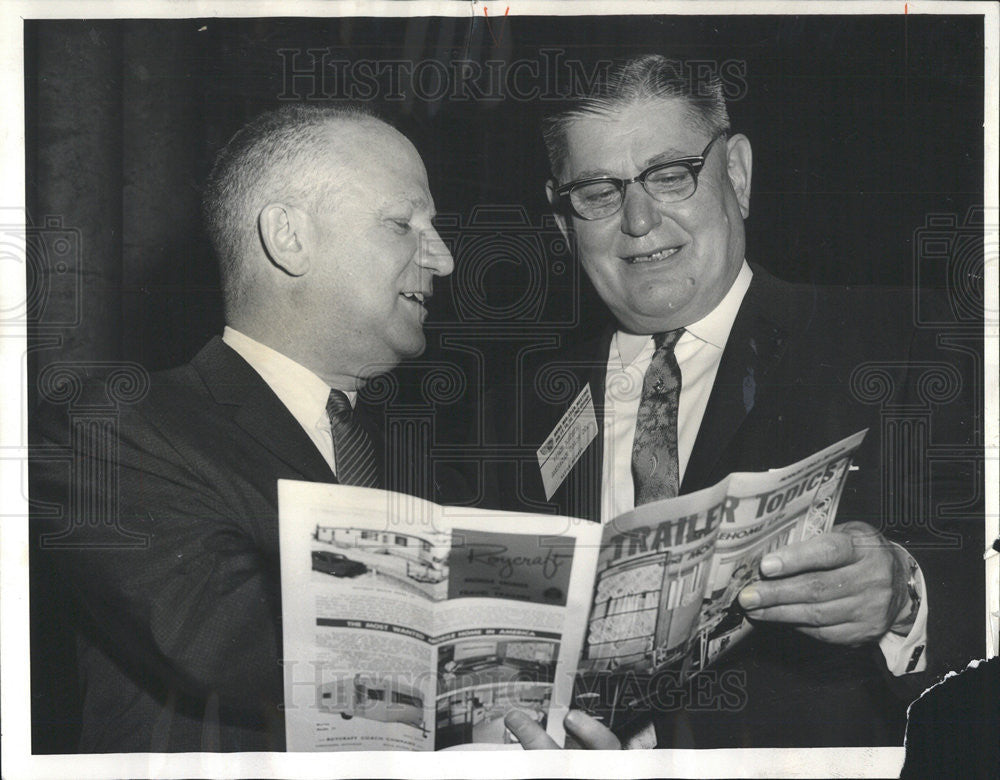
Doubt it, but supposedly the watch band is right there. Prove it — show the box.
[891,552,922,635]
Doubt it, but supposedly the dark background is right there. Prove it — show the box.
[23,14,986,755]
[25,15,985,374]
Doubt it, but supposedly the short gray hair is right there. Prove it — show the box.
[202,103,382,316]
[542,54,731,180]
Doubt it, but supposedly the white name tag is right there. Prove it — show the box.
[537,384,599,500]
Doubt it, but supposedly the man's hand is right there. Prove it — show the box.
[504,709,621,750]
[738,521,912,645]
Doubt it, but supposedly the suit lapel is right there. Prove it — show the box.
[549,329,613,523]
[193,337,337,484]
[682,269,798,493]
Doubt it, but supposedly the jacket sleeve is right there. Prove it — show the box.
[31,395,285,720]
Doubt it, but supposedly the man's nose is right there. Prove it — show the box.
[418,228,455,276]
[619,184,662,238]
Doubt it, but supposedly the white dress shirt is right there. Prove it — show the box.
[223,326,354,477]
[600,261,753,523]
[598,261,926,677]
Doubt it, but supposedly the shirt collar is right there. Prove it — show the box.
[613,260,754,366]
[222,326,354,429]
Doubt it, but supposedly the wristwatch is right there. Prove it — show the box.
[891,552,922,635]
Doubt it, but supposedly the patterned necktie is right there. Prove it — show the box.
[631,329,685,506]
[326,389,380,488]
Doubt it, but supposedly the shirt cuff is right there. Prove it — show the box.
[878,545,928,675]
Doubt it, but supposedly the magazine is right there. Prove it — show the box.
[278,485,602,751]
[572,429,867,733]
[278,429,866,749]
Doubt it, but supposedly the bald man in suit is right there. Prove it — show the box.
[30,104,454,752]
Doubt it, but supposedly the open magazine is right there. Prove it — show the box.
[278,429,866,750]
[278,486,603,751]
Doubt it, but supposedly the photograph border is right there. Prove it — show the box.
[2,2,996,778]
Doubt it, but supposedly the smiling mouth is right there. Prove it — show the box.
[400,291,428,304]
[625,246,682,264]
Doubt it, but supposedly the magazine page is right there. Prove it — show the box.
[278,482,601,751]
[579,481,730,677]
[431,506,599,750]
[569,482,729,736]
[279,484,444,751]
[571,430,867,734]
[692,429,868,671]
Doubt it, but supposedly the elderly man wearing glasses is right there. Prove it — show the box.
[496,54,978,749]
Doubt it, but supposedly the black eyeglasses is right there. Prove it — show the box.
[556,135,724,221]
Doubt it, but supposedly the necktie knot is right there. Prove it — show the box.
[653,328,685,352]
[325,388,353,420]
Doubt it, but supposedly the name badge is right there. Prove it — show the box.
[537,384,599,500]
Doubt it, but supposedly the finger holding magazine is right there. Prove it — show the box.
[506,430,876,751]
[738,519,916,645]
[277,430,871,750]
[569,429,872,740]
[505,709,620,750]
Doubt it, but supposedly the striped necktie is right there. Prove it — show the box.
[326,389,380,488]
[631,329,685,506]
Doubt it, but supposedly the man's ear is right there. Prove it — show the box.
[258,202,310,277]
[725,134,752,219]
[545,178,570,240]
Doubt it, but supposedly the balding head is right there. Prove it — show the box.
[202,104,387,318]
[202,105,453,388]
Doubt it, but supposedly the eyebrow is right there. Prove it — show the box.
[379,194,430,214]
[569,147,694,182]
[416,196,438,221]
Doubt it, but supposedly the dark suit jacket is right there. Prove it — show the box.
[30,337,393,752]
[483,267,983,747]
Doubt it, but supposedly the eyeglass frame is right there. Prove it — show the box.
[554,134,726,221]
